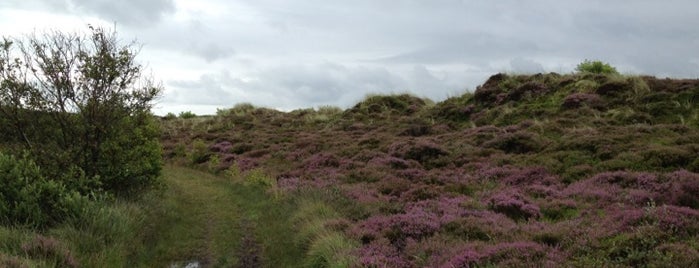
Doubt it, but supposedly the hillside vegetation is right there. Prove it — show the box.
[161,72,699,267]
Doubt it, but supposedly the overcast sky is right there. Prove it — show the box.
[1,0,698,115]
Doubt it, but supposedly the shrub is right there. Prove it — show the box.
[575,60,619,75]
[388,139,449,167]
[188,139,211,164]
[483,131,545,154]
[0,26,162,197]
[561,93,605,110]
[0,152,89,228]
[162,112,177,120]
[488,189,541,221]
[178,111,197,119]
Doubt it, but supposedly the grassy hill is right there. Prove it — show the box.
[160,72,699,267]
[2,71,697,267]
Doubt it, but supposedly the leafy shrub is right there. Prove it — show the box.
[0,152,89,228]
[188,139,211,164]
[162,112,177,120]
[0,27,162,197]
[178,111,197,119]
[96,114,163,196]
[575,60,619,75]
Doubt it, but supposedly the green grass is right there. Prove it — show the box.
[0,165,361,267]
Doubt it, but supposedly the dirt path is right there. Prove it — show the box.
[133,166,303,268]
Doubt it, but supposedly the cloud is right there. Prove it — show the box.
[166,72,238,106]
[510,58,545,74]
[160,62,467,113]
[71,0,176,26]
[3,0,176,26]
[6,0,699,115]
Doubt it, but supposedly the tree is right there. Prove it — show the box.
[0,26,162,196]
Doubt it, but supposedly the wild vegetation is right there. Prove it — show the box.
[161,69,699,267]
[2,26,698,268]
[0,27,166,267]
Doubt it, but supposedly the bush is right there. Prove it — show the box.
[575,60,619,75]
[178,111,197,119]
[0,26,163,197]
[0,152,89,228]
[162,112,177,120]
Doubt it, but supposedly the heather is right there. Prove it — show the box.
[161,72,699,266]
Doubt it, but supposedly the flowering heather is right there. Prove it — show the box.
[303,153,341,169]
[209,141,233,153]
[235,157,259,171]
[396,168,428,181]
[367,155,418,170]
[159,73,699,266]
[474,164,518,181]
[441,248,483,268]
[597,203,698,234]
[502,166,559,186]
[351,207,441,245]
[355,238,412,268]
[562,93,605,109]
[665,170,699,208]
[443,241,562,267]
[488,189,541,221]
[388,139,449,164]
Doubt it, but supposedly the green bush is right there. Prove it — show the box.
[575,60,619,75]
[162,112,177,120]
[96,114,163,196]
[189,139,211,165]
[178,111,197,119]
[0,152,89,228]
[1,27,163,197]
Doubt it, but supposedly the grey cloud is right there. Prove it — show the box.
[167,73,237,106]
[510,58,544,74]
[162,63,465,112]
[71,0,175,26]
[375,34,542,66]
[188,42,235,62]
[4,0,175,26]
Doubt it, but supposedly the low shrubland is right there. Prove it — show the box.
[162,71,699,267]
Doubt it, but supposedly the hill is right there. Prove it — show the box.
[160,72,699,267]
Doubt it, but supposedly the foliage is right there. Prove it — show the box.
[178,111,196,119]
[575,60,619,74]
[162,112,177,120]
[0,152,89,228]
[159,71,699,266]
[0,26,162,198]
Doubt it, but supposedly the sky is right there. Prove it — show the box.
[1,0,698,115]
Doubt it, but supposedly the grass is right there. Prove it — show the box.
[4,71,699,267]
[0,165,360,267]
